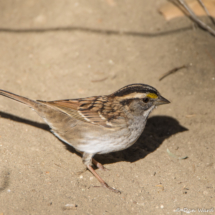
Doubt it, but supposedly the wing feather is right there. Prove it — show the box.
[37,96,122,128]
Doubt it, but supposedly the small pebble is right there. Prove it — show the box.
[109,59,114,64]
[62,204,77,210]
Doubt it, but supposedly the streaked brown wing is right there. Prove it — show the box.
[37,96,120,128]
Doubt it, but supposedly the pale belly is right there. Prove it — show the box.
[51,106,154,155]
[76,117,147,154]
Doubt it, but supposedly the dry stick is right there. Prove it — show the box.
[198,0,215,25]
[159,64,190,81]
[177,0,215,36]
[91,77,108,82]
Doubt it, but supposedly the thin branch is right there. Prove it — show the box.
[198,0,215,25]
[178,0,215,36]
[159,64,190,81]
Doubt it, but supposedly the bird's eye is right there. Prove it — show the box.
[143,97,149,103]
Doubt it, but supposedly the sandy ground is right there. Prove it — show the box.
[0,0,215,214]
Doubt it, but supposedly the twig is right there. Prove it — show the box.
[177,0,215,36]
[91,77,108,82]
[167,148,188,160]
[159,64,190,81]
[198,0,215,26]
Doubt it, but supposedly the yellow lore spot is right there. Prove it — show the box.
[147,93,158,99]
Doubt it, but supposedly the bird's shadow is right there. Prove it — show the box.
[94,115,188,164]
[0,111,50,131]
[0,111,187,165]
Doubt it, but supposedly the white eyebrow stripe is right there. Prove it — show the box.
[118,92,147,99]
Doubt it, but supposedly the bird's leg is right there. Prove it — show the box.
[82,152,120,193]
[77,150,107,170]
[92,158,108,171]
[87,165,120,193]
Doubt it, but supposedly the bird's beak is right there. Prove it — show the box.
[154,95,170,106]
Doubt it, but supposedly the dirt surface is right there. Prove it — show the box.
[0,1,215,214]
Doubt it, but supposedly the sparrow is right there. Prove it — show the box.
[0,84,170,193]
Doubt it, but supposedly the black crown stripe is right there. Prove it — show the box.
[113,84,157,97]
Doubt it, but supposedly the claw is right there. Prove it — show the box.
[92,184,121,194]
[101,182,121,194]
[87,164,120,194]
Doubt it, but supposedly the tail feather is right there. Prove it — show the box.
[0,89,38,108]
